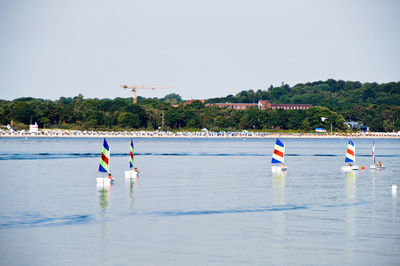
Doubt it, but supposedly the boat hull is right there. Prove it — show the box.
[341,165,359,171]
[271,166,287,172]
[370,165,385,170]
[96,177,112,185]
[125,170,138,179]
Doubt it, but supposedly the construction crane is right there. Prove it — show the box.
[121,84,173,104]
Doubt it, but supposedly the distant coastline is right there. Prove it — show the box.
[1,129,399,139]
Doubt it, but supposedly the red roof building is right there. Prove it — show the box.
[209,103,258,110]
[207,100,312,110]
[184,99,205,105]
[271,103,312,110]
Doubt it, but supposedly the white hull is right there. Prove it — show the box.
[370,164,385,170]
[341,165,359,171]
[271,166,287,172]
[96,177,112,185]
[125,170,138,179]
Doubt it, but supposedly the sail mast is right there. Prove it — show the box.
[372,140,376,164]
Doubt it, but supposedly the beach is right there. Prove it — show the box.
[1,129,399,138]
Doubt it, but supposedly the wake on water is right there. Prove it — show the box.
[0,153,398,160]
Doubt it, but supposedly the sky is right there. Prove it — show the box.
[0,0,399,101]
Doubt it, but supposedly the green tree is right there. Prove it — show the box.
[163,93,182,104]
[12,102,33,124]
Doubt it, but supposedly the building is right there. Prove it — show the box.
[270,103,312,110]
[315,128,327,133]
[209,103,259,110]
[184,99,205,105]
[207,100,312,110]
[29,122,39,132]
[171,99,205,107]
[344,121,369,132]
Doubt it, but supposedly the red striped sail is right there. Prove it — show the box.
[271,139,285,164]
[129,139,134,169]
[99,138,110,172]
[345,139,355,163]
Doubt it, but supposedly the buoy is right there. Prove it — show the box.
[361,165,365,170]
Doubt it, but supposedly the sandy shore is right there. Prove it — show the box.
[1,129,399,139]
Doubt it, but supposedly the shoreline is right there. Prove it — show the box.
[1,129,400,139]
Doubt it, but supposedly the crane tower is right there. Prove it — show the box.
[121,84,173,104]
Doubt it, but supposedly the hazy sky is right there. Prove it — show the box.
[0,0,399,100]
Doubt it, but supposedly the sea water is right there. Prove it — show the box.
[0,137,399,265]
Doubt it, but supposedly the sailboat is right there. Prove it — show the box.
[124,139,139,179]
[370,140,385,170]
[96,138,113,186]
[341,139,359,171]
[271,138,287,172]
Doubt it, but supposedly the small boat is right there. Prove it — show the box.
[97,138,113,186]
[370,140,385,170]
[271,138,287,172]
[341,139,359,171]
[125,139,139,179]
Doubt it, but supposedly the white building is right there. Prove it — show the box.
[315,127,327,133]
[29,122,39,132]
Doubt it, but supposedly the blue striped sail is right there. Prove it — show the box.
[99,138,110,172]
[129,139,134,169]
[345,139,355,163]
[271,138,285,164]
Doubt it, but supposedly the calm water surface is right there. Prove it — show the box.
[0,137,399,265]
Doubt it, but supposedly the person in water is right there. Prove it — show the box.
[108,173,113,179]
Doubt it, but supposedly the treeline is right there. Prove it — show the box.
[0,80,399,132]
[206,80,400,131]
[206,79,400,110]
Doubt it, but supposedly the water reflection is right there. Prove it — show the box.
[392,185,397,219]
[98,186,112,212]
[371,170,377,223]
[371,170,376,200]
[271,171,286,265]
[346,171,356,199]
[345,171,357,264]
[97,184,112,262]
[393,187,397,198]
[127,179,137,208]
[272,172,286,205]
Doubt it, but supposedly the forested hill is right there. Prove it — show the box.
[0,80,399,132]
[206,79,400,111]
[206,80,400,131]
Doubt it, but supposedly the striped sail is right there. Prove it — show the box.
[345,139,355,163]
[129,139,134,169]
[271,138,285,164]
[99,138,110,172]
[372,140,375,164]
